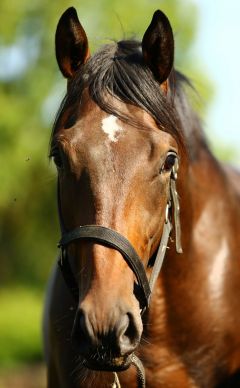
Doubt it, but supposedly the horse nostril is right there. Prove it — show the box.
[117,313,140,356]
[72,308,141,361]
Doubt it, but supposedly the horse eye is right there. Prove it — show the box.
[51,150,62,169]
[161,152,177,173]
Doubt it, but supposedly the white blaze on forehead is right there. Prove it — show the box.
[101,115,124,142]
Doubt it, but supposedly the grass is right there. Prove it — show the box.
[0,286,44,369]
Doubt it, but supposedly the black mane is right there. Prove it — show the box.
[51,39,208,158]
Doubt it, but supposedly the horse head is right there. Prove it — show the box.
[51,7,185,372]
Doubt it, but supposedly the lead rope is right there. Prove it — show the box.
[131,354,146,388]
[113,372,121,388]
[112,354,145,388]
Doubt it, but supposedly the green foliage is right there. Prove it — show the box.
[0,287,43,368]
[211,140,238,163]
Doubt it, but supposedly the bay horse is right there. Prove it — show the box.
[43,7,240,388]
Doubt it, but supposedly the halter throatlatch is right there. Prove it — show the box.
[57,159,182,388]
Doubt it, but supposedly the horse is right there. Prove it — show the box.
[43,7,240,388]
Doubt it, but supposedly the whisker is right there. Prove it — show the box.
[141,336,152,345]
[53,309,75,334]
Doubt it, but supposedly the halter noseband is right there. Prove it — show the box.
[57,160,182,312]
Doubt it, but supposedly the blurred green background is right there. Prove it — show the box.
[0,0,236,385]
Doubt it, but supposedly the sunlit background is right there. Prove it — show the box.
[193,0,240,161]
[0,0,239,386]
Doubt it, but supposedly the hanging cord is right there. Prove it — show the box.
[112,372,121,388]
[112,354,145,388]
[132,354,146,388]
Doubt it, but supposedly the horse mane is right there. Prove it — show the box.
[51,39,209,160]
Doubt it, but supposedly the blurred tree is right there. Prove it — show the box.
[0,0,209,286]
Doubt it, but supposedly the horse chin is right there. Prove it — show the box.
[83,355,132,372]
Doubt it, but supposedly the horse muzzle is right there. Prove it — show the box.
[71,307,142,371]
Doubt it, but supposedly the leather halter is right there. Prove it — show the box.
[57,160,182,312]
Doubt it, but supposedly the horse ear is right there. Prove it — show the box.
[55,7,90,79]
[142,10,174,86]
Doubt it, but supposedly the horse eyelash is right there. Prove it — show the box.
[49,144,60,158]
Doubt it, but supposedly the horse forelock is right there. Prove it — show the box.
[50,39,208,161]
